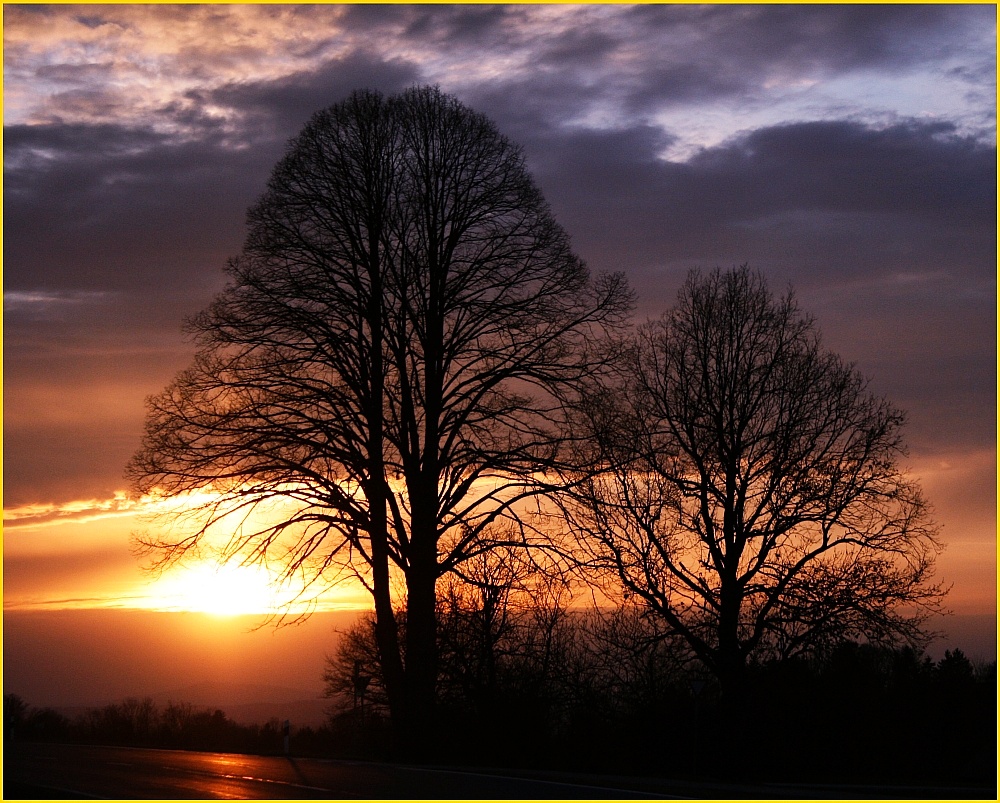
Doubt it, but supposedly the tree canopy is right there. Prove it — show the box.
[128,86,632,748]
[561,267,946,697]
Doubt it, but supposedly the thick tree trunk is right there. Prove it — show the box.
[396,262,444,758]
[403,536,439,757]
[715,574,748,769]
[369,503,407,741]
[365,239,407,749]
[716,569,746,699]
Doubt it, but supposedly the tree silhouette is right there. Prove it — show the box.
[128,86,631,751]
[561,267,945,702]
[323,549,582,759]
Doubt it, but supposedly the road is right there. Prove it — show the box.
[3,742,674,799]
[3,742,994,799]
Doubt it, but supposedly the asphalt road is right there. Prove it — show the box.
[3,742,995,799]
[3,742,673,799]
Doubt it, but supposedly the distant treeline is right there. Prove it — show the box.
[2,696,304,756]
[5,640,995,786]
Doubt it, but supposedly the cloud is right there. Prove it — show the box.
[4,289,115,319]
[342,4,514,49]
[500,117,995,281]
[2,3,993,554]
[685,120,995,223]
[620,4,994,85]
[3,51,424,300]
[4,121,260,295]
[4,6,364,123]
[453,5,995,142]
[3,492,142,530]
[202,51,421,138]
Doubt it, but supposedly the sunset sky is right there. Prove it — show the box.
[3,3,996,686]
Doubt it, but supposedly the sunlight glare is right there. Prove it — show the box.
[153,561,286,616]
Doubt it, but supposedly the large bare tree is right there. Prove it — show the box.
[128,86,631,749]
[561,267,945,701]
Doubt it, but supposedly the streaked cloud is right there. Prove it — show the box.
[3,491,142,529]
[4,289,113,314]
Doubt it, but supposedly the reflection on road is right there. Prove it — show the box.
[5,742,994,800]
[3,742,670,799]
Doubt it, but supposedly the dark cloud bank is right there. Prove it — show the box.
[3,5,995,509]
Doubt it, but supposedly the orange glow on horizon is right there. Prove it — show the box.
[2,449,995,618]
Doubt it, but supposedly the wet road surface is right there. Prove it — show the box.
[4,742,994,799]
[3,742,673,799]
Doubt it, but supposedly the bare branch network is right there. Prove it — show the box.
[128,87,945,742]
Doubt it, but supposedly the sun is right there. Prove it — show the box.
[153,561,285,616]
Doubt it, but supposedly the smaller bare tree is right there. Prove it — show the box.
[561,266,946,703]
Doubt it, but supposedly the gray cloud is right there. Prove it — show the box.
[397,4,514,46]
[201,51,421,141]
[2,3,994,510]
[4,122,258,295]
[358,4,997,127]
[623,4,993,77]
[502,117,996,281]
[686,121,994,221]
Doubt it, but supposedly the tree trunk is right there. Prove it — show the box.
[365,238,407,747]
[403,519,439,758]
[369,500,407,741]
[716,576,748,770]
[716,571,746,702]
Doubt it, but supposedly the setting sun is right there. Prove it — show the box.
[150,562,288,616]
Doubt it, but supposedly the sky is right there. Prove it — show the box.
[3,3,997,691]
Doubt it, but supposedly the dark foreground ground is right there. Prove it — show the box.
[3,742,995,800]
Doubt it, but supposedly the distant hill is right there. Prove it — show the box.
[152,681,333,728]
